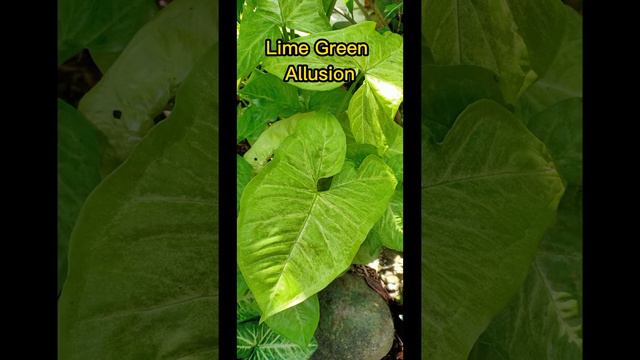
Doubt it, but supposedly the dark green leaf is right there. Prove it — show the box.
[516,6,582,119]
[238,155,254,214]
[57,99,102,293]
[422,63,505,142]
[78,0,218,168]
[58,0,157,64]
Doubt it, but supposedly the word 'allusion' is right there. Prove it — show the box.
[265,39,369,83]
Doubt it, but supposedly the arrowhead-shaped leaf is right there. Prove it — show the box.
[238,111,397,320]
[422,100,565,359]
[237,0,331,78]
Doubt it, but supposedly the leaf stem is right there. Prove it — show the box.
[333,8,357,24]
[336,72,365,115]
[354,0,387,29]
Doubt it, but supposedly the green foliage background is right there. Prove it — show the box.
[422,0,582,359]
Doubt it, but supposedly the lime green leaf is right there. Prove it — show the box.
[243,114,302,172]
[237,321,318,360]
[347,80,401,150]
[57,99,102,293]
[265,295,320,347]
[237,0,331,78]
[352,232,383,264]
[58,0,157,64]
[78,0,218,167]
[263,22,402,92]
[422,100,564,359]
[238,156,254,214]
[236,276,320,347]
[264,22,403,149]
[59,46,219,359]
[371,187,403,251]
[238,112,397,320]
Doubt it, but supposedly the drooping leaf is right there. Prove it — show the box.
[58,0,157,64]
[237,0,331,78]
[59,45,219,359]
[78,0,218,168]
[263,22,403,149]
[238,111,397,320]
[238,155,254,214]
[237,321,318,360]
[57,99,102,293]
[422,63,505,142]
[470,98,583,359]
[422,100,564,359]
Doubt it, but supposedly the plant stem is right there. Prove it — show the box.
[333,8,357,24]
[281,26,289,41]
[354,0,387,29]
[336,72,365,115]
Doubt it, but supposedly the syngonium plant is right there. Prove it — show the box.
[235,0,406,358]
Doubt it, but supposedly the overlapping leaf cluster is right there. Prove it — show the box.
[58,0,220,358]
[236,0,404,358]
[421,0,582,359]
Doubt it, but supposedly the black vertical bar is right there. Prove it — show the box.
[218,0,237,358]
[403,0,422,358]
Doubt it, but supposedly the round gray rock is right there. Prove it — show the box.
[312,273,394,360]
